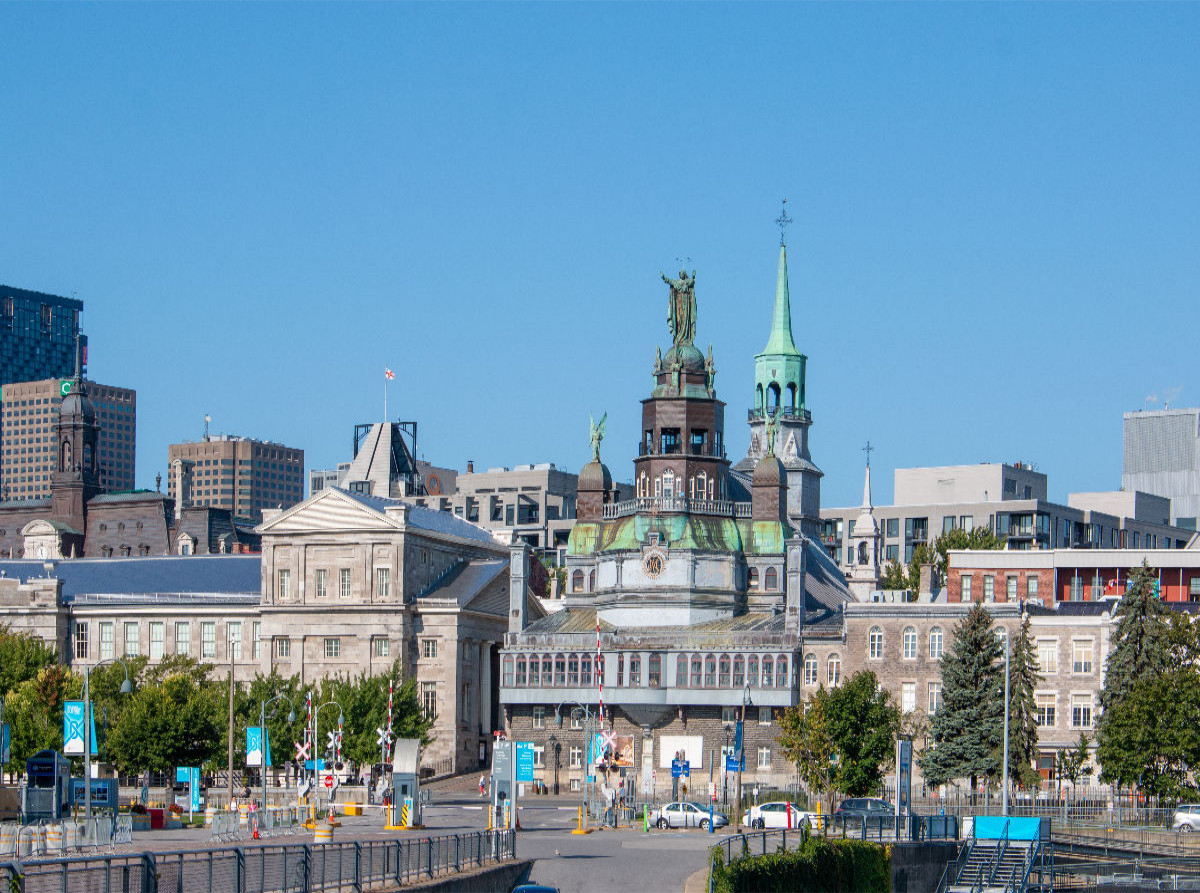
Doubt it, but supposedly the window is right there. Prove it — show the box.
[648,653,662,687]
[748,568,759,591]
[961,575,972,601]
[377,567,390,599]
[1028,576,1039,600]
[252,622,261,659]
[758,705,772,725]
[228,622,242,659]
[533,745,545,768]
[757,747,772,769]
[278,569,290,600]
[149,622,164,659]
[315,569,328,598]
[732,655,744,688]
[929,627,943,660]
[1071,694,1092,729]
[74,622,88,660]
[532,706,545,729]
[928,681,942,714]
[748,656,759,688]
[572,570,584,592]
[324,637,340,658]
[275,637,291,658]
[374,637,390,658]
[762,655,774,688]
[339,569,351,599]
[804,654,818,686]
[1006,577,1017,601]
[423,639,438,659]
[721,706,737,723]
[902,627,918,660]
[676,655,687,687]
[869,627,883,660]
[421,682,437,719]
[542,655,553,686]
[718,655,730,688]
[570,778,581,792]
[1072,641,1093,674]
[983,576,995,601]
[902,682,916,713]
[691,656,703,688]
[581,654,592,687]
[568,654,580,686]
[776,655,788,688]
[704,655,716,687]
[827,654,841,686]
[1036,693,1056,727]
[122,622,139,657]
[570,747,583,769]
[175,622,189,656]
[1191,578,1200,603]
[515,656,527,686]
[1038,639,1058,674]
[555,653,567,686]
[765,567,778,591]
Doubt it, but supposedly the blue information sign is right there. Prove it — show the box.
[671,759,691,778]
[304,759,326,771]
[725,754,744,773]
[0,723,9,764]
[515,741,535,782]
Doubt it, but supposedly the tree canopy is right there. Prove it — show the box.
[1004,616,1042,790]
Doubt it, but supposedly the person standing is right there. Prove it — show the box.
[479,775,486,797]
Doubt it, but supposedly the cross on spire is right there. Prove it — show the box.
[775,199,793,247]
[862,440,874,467]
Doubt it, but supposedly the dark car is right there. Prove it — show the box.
[834,797,901,827]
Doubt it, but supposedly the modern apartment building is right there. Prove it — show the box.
[167,436,304,523]
[1,378,136,500]
[0,285,82,389]
[1123,408,1200,531]
[819,462,1192,567]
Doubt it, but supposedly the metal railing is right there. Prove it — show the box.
[6,828,516,893]
[602,496,752,520]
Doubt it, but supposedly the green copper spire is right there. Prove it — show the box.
[762,245,801,357]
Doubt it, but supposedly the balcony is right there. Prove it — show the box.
[637,442,728,459]
[602,496,752,520]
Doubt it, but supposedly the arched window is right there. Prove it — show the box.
[748,568,760,591]
[786,382,798,411]
[718,655,731,688]
[748,656,759,688]
[568,654,580,686]
[676,654,688,687]
[756,383,764,410]
[629,654,641,686]
[704,655,716,687]
[572,570,584,593]
[776,655,789,688]
[648,653,662,687]
[697,471,707,499]
[617,653,624,686]
[60,440,72,471]
[869,627,884,660]
[654,475,663,498]
[588,570,596,591]
[765,567,778,591]
[516,655,527,686]
[527,654,539,686]
[804,653,818,686]
[858,542,869,565]
[581,654,592,687]
[767,382,780,413]
[761,656,774,688]
[663,469,676,499]
[902,627,918,660]
[733,655,745,687]
[690,655,703,688]
[827,654,841,686]
[502,656,514,687]
[929,627,944,660]
[554,653,566,686]
[542,655,553,687]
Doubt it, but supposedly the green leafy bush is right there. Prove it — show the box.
[711,837,889,892]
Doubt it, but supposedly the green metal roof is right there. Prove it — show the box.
[761,244,801,357]
[566,514,792,557]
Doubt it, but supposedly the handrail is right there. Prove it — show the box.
[934,838,972,893]
[602,496,752,520]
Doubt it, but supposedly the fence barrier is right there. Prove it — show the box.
[4,828,517,893]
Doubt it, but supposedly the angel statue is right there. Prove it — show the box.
[765,408,784,455]
[589,412,608,463]
[660,269,697,348]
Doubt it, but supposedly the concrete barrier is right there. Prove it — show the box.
[313,825,333,844]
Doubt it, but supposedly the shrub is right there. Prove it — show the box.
[711,836,889,892]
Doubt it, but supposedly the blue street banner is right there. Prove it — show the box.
[175,767,189,783]
[0,723,9,764]
[190,768,201,811]
[246,726,272,768]
[515,741,535,782]
[304,759,326,772]
[63,701,98,756]
[896,739,913,816]
[733,720,743,763]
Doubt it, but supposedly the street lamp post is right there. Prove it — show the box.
[1002,631,1011,817]
[547,734,560,795]
[736,684,750,832]
[259,694,296,811]
[558,702,592,827]
[722,725,732,808]
[82,659,133,820]
[313,700,344,799]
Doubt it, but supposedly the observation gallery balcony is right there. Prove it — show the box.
[601,496,752,520]
[747,406,811,424]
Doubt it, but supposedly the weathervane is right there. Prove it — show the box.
[775,198,793,247]
[862,440,874,468]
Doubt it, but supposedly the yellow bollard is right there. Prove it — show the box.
[571,804,592,835]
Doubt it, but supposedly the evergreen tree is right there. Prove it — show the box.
[1004,615,1042,790]
[918,602,1004,792]
[1099,561,1171,712]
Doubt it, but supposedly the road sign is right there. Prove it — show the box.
[671,759,691,779]
[324,774,334,789]
[294,741,310,762]
[515,741,535,782]
[725,754,744,773]
[304,759,326,771]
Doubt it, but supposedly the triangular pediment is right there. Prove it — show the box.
[257,488,402,535]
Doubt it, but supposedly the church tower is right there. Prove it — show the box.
[50,336,102,536]
[845,456,882,599]
[735,221,823,536]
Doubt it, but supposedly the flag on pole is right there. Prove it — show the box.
[384,368,395,381]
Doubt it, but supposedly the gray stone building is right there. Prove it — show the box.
[1123,407,1200,530]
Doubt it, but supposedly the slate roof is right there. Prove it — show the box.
[803,539,853,613]
[89,491,166,504]
[0,555,261,599]
[335,488,498,545]
[420,559,507,607]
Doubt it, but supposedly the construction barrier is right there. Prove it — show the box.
[0,823,17,856]
[313,825,333,844]
[45,823,62,854]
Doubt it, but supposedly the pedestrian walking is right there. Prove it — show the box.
[479,775,486,797]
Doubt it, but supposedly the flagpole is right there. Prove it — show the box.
[384,375,388,423]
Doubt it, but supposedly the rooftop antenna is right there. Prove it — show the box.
[775,198,793,247]
[203,413,211,441]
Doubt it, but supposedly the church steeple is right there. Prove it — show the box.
[762,245,801,357]
[51,332,101,538]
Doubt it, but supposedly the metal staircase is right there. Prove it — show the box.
[946,840,1038,893]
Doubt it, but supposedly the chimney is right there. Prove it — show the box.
[467,460,474,474]
[784,537,806,635]
[919,562,935,595]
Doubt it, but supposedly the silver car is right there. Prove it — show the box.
[1173,805,1200,832]
[651,801,728,830]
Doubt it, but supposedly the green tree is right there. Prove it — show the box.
[240,672,307,771]
[930,526,1005,579]
[919,602,1004,794]
[1004,616,1042,790]
[1057,732,1091,789]
[5,664,73,771]
[778,687,837,814]
[1099,561,1171,713]
[105,662,223,774]
[1096,667,1200,798]
[0,624,58,699]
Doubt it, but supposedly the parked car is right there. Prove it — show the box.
[650,801,729,830]
[1173,805,1200,832]
[834,797,901,827]
[742,801,817,829]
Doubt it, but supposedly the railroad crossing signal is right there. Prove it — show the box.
[294,741,310,762]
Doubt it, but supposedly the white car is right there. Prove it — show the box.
[1174,805,1200,832]
[651,801,729,830]
[742,801,816,829]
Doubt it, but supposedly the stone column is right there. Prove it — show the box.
[480,641,492,736]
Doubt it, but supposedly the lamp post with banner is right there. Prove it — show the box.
[258,694,296,811]
[735,683,750,832]
[82,659,133,820]
[313,700,343,801]
[557,701,594,829]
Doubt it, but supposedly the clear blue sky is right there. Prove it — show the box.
[2,3,1197,509]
